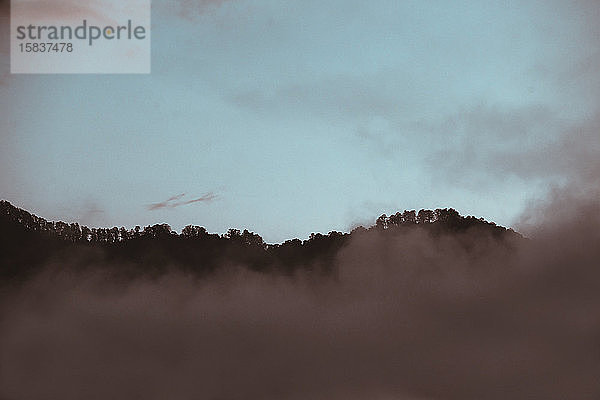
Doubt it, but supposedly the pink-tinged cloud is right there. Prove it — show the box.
[147,192,218,210]
[0,1,9,85]
[11,0,113,23]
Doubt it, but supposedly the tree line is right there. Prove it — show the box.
[0,200,518,281]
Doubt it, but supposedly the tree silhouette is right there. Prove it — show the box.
[0,200,520,282]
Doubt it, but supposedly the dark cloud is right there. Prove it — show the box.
[425,106,600,193]
[147,192,218,210]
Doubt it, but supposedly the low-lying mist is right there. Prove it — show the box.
[1,192,600,400]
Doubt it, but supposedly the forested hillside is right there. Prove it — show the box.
[0,200,520,281]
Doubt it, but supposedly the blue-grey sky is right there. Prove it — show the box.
[1,0,599,242]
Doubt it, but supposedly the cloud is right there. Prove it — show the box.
[156,0,231,20]
[147,192,218,210]
[230,73,403,123]
[73,201,106,227]
[0,0,133,84]
[424,104,600,194]
[0,0,7,18]
[0,0,8,85]
[10,0,114,23]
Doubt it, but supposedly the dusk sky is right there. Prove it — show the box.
[1,0,599,242]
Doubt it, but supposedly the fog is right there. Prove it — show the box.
[1,189,599,400]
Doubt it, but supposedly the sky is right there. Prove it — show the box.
[1,0,599,243]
